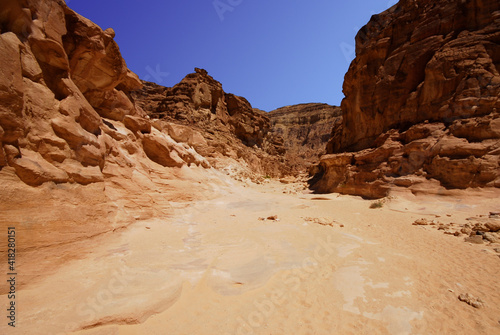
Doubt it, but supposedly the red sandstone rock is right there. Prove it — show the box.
[0,0,217,253]
[11,149,69,186]
[134,69,289,178]
[314,0,500,197]
[334,0,500,153]
[142,133,186,168]
[124,115,152,134]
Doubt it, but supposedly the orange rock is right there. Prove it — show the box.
[313,0,500,197]
[124,115,151,134]
[11,149,69,186]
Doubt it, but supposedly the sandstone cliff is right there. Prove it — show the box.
[0,0,218,263]
[313,0,500,198]
[133,70,289,179]
[268,103,342,172]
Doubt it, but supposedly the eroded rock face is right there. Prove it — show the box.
[333,0,500,153]
[313,0,500,198]
[134,69,290,178]
[0,0,214,254]
[268,103,342,172]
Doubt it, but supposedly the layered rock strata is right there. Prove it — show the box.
[313,0,500,198]
[133,69,289,178]
[0,0,213,260]
[268,103,342,172]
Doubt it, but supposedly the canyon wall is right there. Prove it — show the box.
[133,70,289,179]
[0,0,237,263]
[313,0,500,198]
[268,103,342,172]
[0,0,301,265]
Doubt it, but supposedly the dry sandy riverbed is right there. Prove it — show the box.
[3,174,500,335]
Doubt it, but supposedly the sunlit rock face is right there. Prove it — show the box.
[0,0,213,254]
[313,0,500,198]
[133,69,292,178]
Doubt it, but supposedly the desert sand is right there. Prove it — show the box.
[3,168,499,335]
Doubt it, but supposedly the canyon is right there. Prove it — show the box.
[0,0,499,334]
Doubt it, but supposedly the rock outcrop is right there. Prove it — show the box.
[268,103,341,172]
[313,0,500,198]
[134,70,289,179]
[0,0,213,256]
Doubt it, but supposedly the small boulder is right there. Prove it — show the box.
[58,159,103,185]
[11,149,68,186]
[124,115,151,134]
[464,235,484,244]
[483,232,499,244]
[458,293,484,309]
[142,133,185,168]
[51,117,99,149]
[413,218,429,225]
[485,221,500,232]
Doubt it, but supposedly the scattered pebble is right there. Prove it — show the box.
[464,235,484,244]
[303,217,339,227]
[145,227,151,230]
[483,232,500,243]
[460,228,472,235]
[485,221,500,232]
[412,218,429,226]
[267,215,279,221]
[458,293,484,309]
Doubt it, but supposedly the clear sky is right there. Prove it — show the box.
[67,0,397,111]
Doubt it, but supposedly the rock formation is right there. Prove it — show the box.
[268,103,342,172]
[312,0,500,198]
[0,0,213,257]
[133,70,289,179]
[0,0,299,262]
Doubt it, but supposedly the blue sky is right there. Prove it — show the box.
[68,0,397,111]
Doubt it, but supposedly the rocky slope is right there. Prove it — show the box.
[0,0,307,269]
[0,0,239,262]
[133,69,290,179]
[268,103,341,172]
[312,0,500,198]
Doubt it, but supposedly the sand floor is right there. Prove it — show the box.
[3,175,500,335]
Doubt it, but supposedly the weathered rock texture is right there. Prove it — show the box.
[313,0,500,198]
[268,103,342,172]
[133,69,290,179]
[0,0,213,257]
